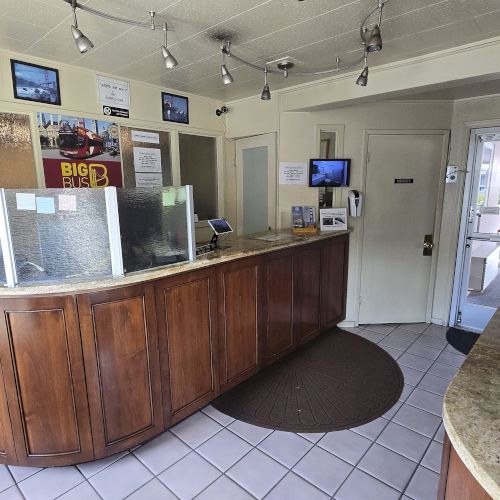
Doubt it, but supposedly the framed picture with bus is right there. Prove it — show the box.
[161,92,189,124]
[11,60,61,106]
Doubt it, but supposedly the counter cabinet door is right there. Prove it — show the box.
[0,296,93,466]
[78,284,164,458]
[294,243,322,345]
[321,235,349,329]
[155,269,219,424]
[217,257,261,391]
[262,250,295,364]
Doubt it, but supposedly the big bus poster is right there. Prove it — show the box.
[36,112,123,188]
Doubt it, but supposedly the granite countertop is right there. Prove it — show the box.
[0,230,350,296]
[443,311,500,499]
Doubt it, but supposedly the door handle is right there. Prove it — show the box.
[423,235,434,256]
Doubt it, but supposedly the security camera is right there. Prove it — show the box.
[216,105,229,116]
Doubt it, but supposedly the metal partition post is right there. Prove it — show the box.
[185,185,196,261]
[104,187,124,277]
[0,190,17,287]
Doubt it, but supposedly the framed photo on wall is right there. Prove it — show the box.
[11,60,61,105]
[161,92,189,124]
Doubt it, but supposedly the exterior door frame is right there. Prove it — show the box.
[235,133,277,235]
[356,129,450,325]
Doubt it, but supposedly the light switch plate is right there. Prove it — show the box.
[446,165,459,183]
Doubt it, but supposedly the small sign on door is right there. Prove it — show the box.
[394,178,414,184]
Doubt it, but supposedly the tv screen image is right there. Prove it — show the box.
[309,159,350,187]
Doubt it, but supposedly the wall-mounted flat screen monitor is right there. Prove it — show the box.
[208,218,233,235]
[309,159,350,187]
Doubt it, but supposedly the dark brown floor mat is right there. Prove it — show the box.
[213,328,403,432]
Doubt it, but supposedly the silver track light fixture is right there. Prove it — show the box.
[366,0,383,52]
[161,22,178,69]
[356,52,369,86]
[220,42,234,85]
[261,66,271,101]
[70,0,94,54]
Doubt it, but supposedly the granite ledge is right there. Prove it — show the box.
[443,311,500,499]
[0,230,350,297]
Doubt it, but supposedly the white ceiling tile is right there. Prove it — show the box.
[0,36,31,53]
[474,10,500,34]
[3,0,71,29]
[0,16,48,44]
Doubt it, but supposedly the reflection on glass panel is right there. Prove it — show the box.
[467,140,500,308]
[319,131,336,159]
[179,134,217,221]
[0,244,5,285]
[4,189,112,284]
[117,187,190,273]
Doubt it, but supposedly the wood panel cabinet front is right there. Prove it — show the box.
[78,284,163,458]
[155,269,218,423]
[217,258,260,391]
[0,296,93,466]
[321,235,349,328]
[263,251,295,363]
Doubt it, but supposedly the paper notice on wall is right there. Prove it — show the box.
[135,172,163,187]
[36,197,55,214]
[279,162,308,185]
[133,147,162,173]
[131,130,160,144]
[58,194,77,211]
[16,193,36,211]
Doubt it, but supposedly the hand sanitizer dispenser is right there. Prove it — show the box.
[348,190,362,217]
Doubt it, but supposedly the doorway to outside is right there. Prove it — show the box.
[358,131,449,324]
[235,133,277,235]
[450,128,500,332]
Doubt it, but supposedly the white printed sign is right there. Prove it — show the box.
[279,162,308,185]
[97,76,130,109]
[131,130,160,144]
[133,147,162,173]
[135,172,163,187]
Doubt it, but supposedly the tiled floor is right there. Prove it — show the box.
[0,323,466,500]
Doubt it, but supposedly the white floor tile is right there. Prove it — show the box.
[424,325,448,339]
[398,353,433,372]
[266,472,329,500]
[358,443,418,491]
[406,388,443,416]
[377,422,431,462]
[350,417,388,440]
[0,467,14,493]
[58,481,101,500]
[379,345,403,360]
[127,478,177,500]
[196,475,253,500]
[334,468,400,500]
[388,328,421,342]
[0,486,22,500]
[421,441,443,473]
[406,344,442,361]
[362,324,398,335]
[379,337,412,352]
[398,365,425,386]
[226,449,287,499]
[381,401,403,420]
[170,412,223,448]
[404,465,440,500]
[358,331,386,343]
[434,423,445,443]
[436,351,465,367]
[18,466,84,500]
[340,326,363,334]
[418,373,450,396]
[399,384,415,402]
[133,431,190,475]
[298,432,325,443]
[89,454,153,500]
[317,430,371,465]
[76,451,128,479]
[227,420,273,445]
[197,429,252,472]
[428,361,458,380]
[201,405,236,426]
[158,452,221,500]
[7,466,41,483]
[397,323,429,334]
[258,431,313,468]
[392,404,441,438]
[293,447,353,496]
[415,334,448,350]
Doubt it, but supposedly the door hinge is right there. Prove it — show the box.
[457,311,462,324]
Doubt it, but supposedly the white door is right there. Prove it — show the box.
[235,133,277,235]
[359,132,449,324]
[450,129,500,332]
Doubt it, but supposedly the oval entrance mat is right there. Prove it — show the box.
[213,328,403,432]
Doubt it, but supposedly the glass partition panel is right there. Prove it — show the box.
[117,187,191,273]
[0,245,6,285]
[179,134,217,220]
[4,189,112,284]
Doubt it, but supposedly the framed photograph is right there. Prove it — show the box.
[161,92,189,124]
[11,60,61,105]
[320,208,347,231]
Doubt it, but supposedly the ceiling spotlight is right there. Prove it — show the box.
[277,61,294,78]
[356,66,368,86]
[261,67,271,100]
[161,23,178,68]
[367,24,382,52]
[221,64,234,85]
[70,0,94,54]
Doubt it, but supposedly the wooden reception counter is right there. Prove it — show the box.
[0,231,349,466]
